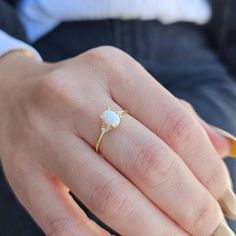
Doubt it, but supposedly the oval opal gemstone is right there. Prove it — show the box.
[102,110,120,127]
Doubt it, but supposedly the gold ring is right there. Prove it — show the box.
[96,107,127,153]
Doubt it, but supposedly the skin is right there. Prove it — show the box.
[0,46,233,235]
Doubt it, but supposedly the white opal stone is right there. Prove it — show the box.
[102,109,120,127]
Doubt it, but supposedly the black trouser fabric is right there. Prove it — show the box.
[1,20,236,235]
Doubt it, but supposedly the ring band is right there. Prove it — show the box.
[96,107,127,153]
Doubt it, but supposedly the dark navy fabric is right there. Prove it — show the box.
[0,0,26,40]
[1,0,236,76]
[0,20,236,235]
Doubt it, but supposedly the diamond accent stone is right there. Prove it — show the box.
[101,123,111,133]
[101,109,120,128]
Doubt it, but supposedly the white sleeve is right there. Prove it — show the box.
[0,30,42,61]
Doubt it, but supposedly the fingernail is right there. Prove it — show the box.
[212,220,235,236]
[219,188,236,220]
[210,126,236,158]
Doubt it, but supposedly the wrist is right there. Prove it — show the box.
[0,49,44,74]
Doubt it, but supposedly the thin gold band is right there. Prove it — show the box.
[96,132,106,153]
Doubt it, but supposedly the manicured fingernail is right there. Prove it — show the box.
[210,126,236,158]
[219,188,236,220]
[212,220,235,236]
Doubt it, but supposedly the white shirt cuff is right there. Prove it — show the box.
[0,30,42,61]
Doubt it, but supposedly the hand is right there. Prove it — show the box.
[0,46,234,236]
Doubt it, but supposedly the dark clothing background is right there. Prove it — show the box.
[0,0,26,40]
[1,0,236,75]
[1,1,236,235]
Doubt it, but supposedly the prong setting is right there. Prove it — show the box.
[101,108,121,128]
[96,107,127,153]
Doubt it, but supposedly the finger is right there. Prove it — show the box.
[75,96,223,236]
[178,99,236,221]
[2,161,109,236]
[213,221,235,236]
[209,126,236,158]
[106,48,230,199]
[45,131,188,236]
[178,99,234,158]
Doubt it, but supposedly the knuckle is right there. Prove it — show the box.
[91,46,127,56]
[46,217,76,236]
[203,162,229,198]
[82,46,125,64]
[82,46,136,89]
[34,69,78,107]
[88,175,131,218]
[34,69,66,100]
[162,110,198,147]
[179,99,194,112]
[132,141,175,187]
[190,197,221,235]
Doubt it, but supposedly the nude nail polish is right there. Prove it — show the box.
[210,126,236,158]
[212,221,235,236]
[219,188,236,220]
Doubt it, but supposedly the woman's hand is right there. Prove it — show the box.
[0,46,234,236]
